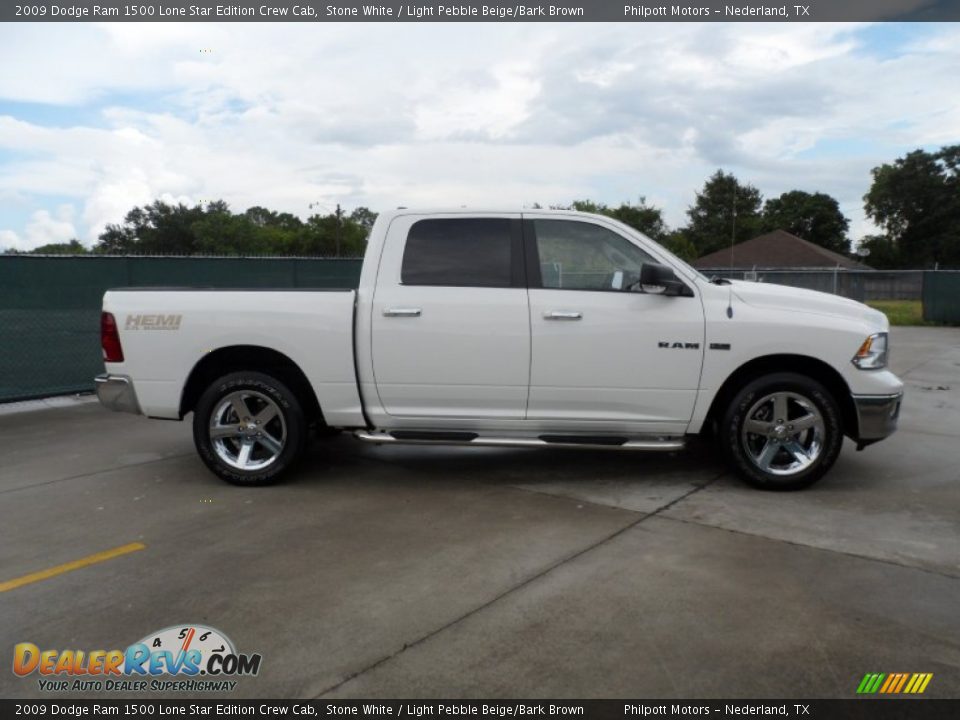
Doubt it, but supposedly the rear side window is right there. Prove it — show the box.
[402,218,513,287]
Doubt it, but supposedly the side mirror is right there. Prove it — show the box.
[639,263,677,295]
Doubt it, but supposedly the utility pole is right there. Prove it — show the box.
[730,184,737,271]
[335,203,342,257]
[309,201,344,256]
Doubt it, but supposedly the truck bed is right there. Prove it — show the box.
[102,288,366,426]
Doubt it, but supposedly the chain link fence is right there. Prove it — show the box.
[698,268,930,302]
[0,255,362,403]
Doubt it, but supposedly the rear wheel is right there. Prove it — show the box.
[193,371,307,486]
[721,372,843,490]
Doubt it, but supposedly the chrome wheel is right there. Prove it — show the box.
[740,391,824,477]
[209,390,286,471]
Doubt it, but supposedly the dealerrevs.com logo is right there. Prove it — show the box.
[13,624,261,693]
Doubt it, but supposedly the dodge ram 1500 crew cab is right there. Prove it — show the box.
[96,209,903,490]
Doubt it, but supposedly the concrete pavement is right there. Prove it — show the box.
[1,327,958,699]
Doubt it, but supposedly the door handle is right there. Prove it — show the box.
[544,311,583,320]
[383,307,422,317]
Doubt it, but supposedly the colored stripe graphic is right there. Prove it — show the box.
[882,673,907,693]
[856,673,885,694]
[881,673,902,693]
[893,673,910,693]
[857,672,932,695]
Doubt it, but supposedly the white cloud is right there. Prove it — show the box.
[0,205,77,251]
[414,62,541,140]
[27,205,77,244]
[575,61,636,89]
[0,22,957,247]
[0,229,19,251]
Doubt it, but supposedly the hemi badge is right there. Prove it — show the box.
[710,343,731,350]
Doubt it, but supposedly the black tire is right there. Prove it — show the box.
[192,371,307,486]
[720,372,843,490]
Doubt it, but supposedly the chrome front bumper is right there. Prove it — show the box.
[852,392,902,444]
[95,374,142,415]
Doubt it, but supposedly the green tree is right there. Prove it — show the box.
[29,239,88,254]
[568,198,669,242]
[762,190,850,255]
[243,206,303,232]
[288,212,367,256]
[864,145,960,268]
[96,200,217,254]
[349,207,378,235]
[661,230,698,262]
[856,234,900,269]
[193,211,270,255]
[684,170,764,257]
[94,200,370,256]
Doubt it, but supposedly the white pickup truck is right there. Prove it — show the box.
[96,209,903,490]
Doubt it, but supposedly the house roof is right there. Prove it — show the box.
[693,229,871,269]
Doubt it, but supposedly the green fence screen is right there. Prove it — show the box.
[0,256,363,403]
[922,271,960,324]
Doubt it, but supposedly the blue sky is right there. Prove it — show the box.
[0,21,958,251]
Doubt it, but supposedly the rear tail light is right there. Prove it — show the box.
[101,312,124,363]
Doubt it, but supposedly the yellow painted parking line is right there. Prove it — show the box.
[0,542,145,593]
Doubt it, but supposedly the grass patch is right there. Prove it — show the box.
[867,300,929,326]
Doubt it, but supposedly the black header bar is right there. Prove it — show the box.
[5,0,960,22]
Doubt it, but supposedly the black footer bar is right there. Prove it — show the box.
[2,699,958,720]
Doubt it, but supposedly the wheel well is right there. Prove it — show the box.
[702,355,857,439]
[179,345,323,424]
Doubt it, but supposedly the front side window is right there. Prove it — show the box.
[534,219,657,291]
[401,218,513,288]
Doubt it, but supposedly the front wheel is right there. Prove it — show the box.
[193,371,307,486]
[721,372,843,490]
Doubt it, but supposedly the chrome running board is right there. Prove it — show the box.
[353,430,685,452]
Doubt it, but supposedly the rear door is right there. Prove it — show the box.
[370,214,530,419]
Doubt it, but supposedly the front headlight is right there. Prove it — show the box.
[852,332,888,370]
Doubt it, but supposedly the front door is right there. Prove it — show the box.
[371,214,530,419]
[525,216,705,433]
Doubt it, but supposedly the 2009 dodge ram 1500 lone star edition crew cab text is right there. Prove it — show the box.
[96,209,903,490]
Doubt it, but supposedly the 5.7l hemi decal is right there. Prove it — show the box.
[125,314,182,331]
